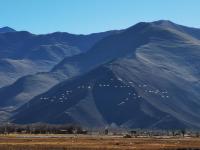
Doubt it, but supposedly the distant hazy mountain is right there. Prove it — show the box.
[0,27,16,33]
[10,20,200,129]
[0,30,116,87]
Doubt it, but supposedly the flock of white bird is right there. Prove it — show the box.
[39,77,170,106]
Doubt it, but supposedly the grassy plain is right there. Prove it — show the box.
[0,134,200,150]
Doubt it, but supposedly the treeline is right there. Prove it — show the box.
[0,123,87,134]
[125,129,200,138]
[0,123,199,138]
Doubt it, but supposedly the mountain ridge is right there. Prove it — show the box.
[0,29,116,87]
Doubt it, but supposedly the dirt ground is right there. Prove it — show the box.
[0,135,200,150]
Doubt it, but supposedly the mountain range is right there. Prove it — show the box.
[0,29,116,87]
[1,21,200,129]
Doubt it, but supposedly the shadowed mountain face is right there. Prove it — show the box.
[10,21,200,129]
[0,30,116,87]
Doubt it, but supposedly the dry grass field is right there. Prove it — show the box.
[0,135,200,150]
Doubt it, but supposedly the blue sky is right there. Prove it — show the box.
[0,0,199,34]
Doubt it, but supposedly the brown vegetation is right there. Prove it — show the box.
[0,135,200,150]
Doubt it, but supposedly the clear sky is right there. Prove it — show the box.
[0,0,199,34]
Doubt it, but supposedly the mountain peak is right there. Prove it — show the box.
[0,26,16,33]
[151,20,176,27]
[127,20,176,33]
[153,20,174,24]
